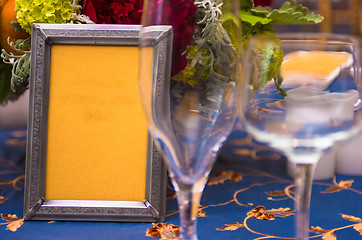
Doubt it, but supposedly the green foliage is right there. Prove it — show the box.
[0,61,12,103]
[274,71,287,97]
[172,45,211,85]
[241,0,324,47]
[15,0,81,34]
[241,21,275,49]
[266,45,286,96]
[221,15,242,53]
[0,22,30,104]
[240,11,272,26]
[195,0,226,57]
[173,0,237,86]
[264,46,284,84]
[11,21,24,32]
[1,37,31,102]
[239,0,323,95]
[252,38,284,92]
[239,0,253,11]
[176,0,323,95]
[1,1,85,103]
[251,0,324,24]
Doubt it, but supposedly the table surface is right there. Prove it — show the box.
[1,126,362,240]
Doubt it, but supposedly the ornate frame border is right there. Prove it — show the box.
[24,24,173,222]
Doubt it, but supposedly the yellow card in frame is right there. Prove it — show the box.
[24,24,172,222]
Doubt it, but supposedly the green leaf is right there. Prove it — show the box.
[252,0,324,24]
[266,45,284,83]
[0,60,12,104]
[254,39,284,90]
[241,11,272,26]
[241,21,275,49]
[222,17,242,52]
[239,0,253,11]
[248,6,271,18]
[275,71,287,97]
[245,36,285,95]
[11,21,25,32]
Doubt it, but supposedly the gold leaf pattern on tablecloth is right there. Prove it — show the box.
[0,157,24,173]
[0,196,7,203]
[207,170,242,186]
[322,177,354,193]
[247,206,295,220]
[0,133,27,203]
[341,214,362,222]
[146,223,180,239]
[353,223,362,235]
[0,175,25,190]
[198,206,206,218]
[265,190,286,196]
[0,130,27,233]
[265,188,296,201]
[216,222,244,231]
[339,214,362,236]
[229,124,283,161]
[0,128,361,239]
[10,130,27,138]
[247,206,275,220]
[1,214,20,221]
[230,141,283,161]
[0,214,24,232]
[310,226,330,234]
[167,192,177,200]
[162,163,361,239]
[3,130,27,150]
[322,230,336,240]
[5,139,26,150]
[307,214,362,239]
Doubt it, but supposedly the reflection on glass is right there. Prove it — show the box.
[239,33,361,240]
[138,0,243,238]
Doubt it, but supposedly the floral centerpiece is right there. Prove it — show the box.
[0,0,322,104]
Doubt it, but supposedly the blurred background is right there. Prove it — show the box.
[272,0,361,37]
[0,0,361,129]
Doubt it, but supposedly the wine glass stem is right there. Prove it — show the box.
[294,163,316,240]
[174,177,207,240]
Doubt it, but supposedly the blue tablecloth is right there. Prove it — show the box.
[1,126,362,239]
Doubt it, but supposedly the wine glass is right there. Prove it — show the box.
[239,33,361,239]
[138,0,243,239]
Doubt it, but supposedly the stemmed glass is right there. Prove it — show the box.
[239,33,361,239]
[138,0,243,239]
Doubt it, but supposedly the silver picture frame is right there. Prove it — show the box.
[24,24,173,222]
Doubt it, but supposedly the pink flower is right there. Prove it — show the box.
[144,0,197,75]
[83,0,143,24]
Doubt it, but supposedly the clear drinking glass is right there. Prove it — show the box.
[239,33,361,239]
[138,0,243,239]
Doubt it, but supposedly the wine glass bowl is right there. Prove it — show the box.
[239,33,361,239]
[138,0,243,238]
[242,33,361,152]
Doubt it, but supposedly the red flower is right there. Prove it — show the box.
[253,0,274,7]
[83,0,144,24]
[144,0,197,75]
[83,0,196,76]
